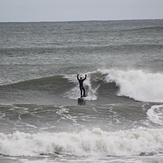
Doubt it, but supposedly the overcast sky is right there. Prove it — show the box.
[0,0,163,22]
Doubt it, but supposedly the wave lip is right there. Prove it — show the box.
[0,128,163,157]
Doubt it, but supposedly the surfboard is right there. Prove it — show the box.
[78,97,84,99]
[78,97,86,105]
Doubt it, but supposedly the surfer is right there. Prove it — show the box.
[77,74,87,97]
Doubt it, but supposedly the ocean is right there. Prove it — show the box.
[0,19,163,163]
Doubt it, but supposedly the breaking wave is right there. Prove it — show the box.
[64,69,163,102]
[98,69,163,102]
[0,128,163,157]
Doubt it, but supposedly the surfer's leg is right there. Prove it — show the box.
[80,87,83,97]
[83,87,86,97]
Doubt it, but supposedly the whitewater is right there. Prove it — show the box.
[0,128,163,157]
[0,20,163,163]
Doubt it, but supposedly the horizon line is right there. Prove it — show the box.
[0,18,163,23]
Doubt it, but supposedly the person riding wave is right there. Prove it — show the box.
[77,74,87,97]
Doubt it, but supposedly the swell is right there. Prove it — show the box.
[0,75,75,104]
[0,75,74,93]
[1,43,162,55]
[122,25,163,32]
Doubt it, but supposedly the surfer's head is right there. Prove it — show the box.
[80,77,82,80]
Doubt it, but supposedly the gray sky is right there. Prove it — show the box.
[0,0,163,22]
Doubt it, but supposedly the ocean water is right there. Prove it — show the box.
[0,19,163,163]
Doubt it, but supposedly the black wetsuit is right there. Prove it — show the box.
[77,74,87,97]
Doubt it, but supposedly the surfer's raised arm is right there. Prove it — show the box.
[77,74,79,80]
[83,74,87,80]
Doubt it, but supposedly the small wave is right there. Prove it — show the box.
[122,25,163,32]
[147,105,163,125]
[0,128,163,157]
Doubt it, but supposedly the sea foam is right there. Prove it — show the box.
[0,128,163,157]
[147,105,163,125]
